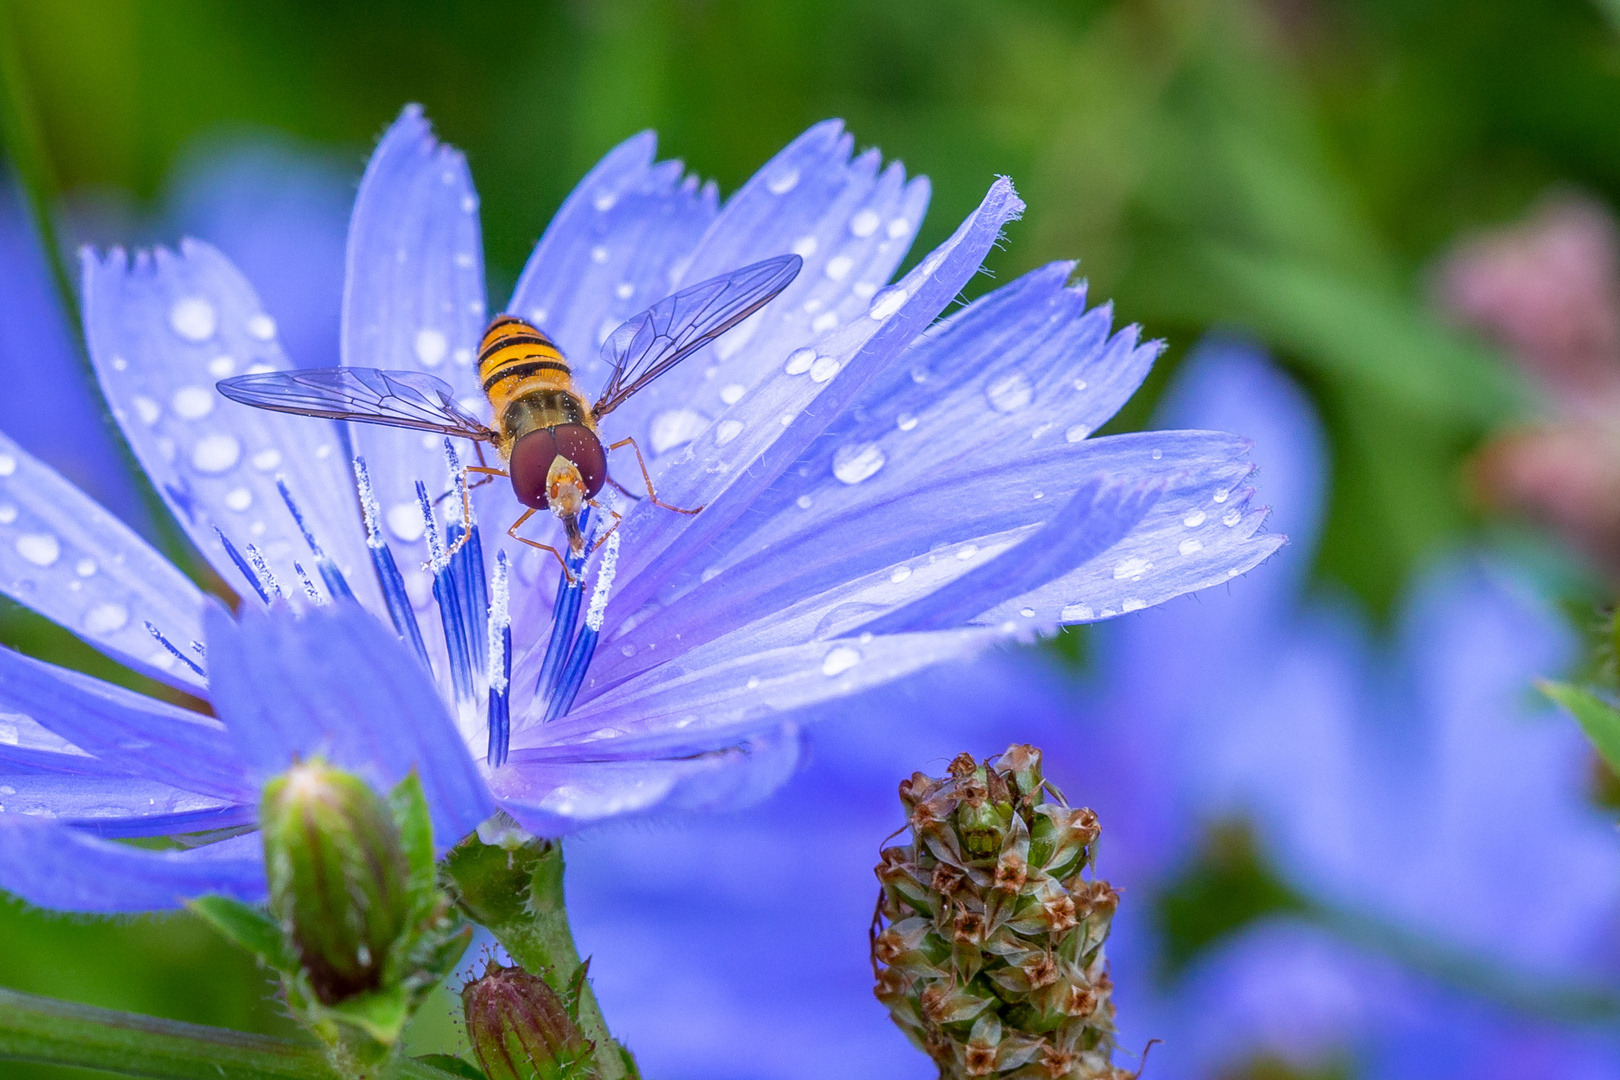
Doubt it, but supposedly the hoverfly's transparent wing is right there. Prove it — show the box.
[217,367,497,442]
[592,253,802,420]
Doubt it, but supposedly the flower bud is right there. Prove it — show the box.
[872,745,1130,1079]
[260,759,411,1005]
[461,960,596,1080]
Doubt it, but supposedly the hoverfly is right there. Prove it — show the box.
[217,254,801,576]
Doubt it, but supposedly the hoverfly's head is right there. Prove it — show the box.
[508,425,607,555]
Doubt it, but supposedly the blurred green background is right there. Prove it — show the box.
[2,0,1619,1075]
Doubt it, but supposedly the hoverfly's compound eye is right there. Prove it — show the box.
[509,425,608,509]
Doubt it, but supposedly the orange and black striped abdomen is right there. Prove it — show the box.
[477,316,589,435]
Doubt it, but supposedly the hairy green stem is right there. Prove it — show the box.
[0,987,461,1080]
[444,836,637,1079]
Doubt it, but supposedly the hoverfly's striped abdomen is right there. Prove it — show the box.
[477,316,593,450]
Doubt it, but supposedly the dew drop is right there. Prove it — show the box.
[890,565,912,583]
[133,396,161,425]
[15,533,59,566]
[415,329,448,366]
[1152,449,1163,460]
[832,442,886,485]
[1213,489,1229,503]
[784,347,816,375]
[853,281,877,299]
[620,643,636,657]
[957,544,980,560]
[0,504,15,524]
[767,167,800,195]
[1122,597,1146,613]
[387,503,426,542]
[454,348,473,365]
[461,194,478,214]
[1179,538,1203,555]
[191,434,241,474]
[1020,607,1036,618]
[715,420,744,446]
[171,386,214,420]
[84,603,129,634]
[824,255,853,281]
[896,412,918,432]
[224,487,253,512]
[1113,556,1152,580]
[1064,424,1090,443]
[170,297,217,341]
[796,495,813,510]
[986,372,1034,413]
[455,252,476,269]
[246,314,276,341]
[809,355,841,383]
[1223,510,1241,527]
[719,383,746,405]
[812,311,839,333]
[849,209,881,237]
[887,218,911,239]
[75,559,96,577]
[615,282,634,300]
[649,409,708,455]
[0,454,13,476]
[590,245,610,264]
[1072,378,1088,392]
[594,191,618,212]
[251,448,282,472]
[207,355,236,377]
[111,356,128,371]
[1061,603,1094,621]
[821,645,861,676]
[746,676,761,690]
[791,235,818,259]
[1183,510,1206,528]
[869,287,907,320]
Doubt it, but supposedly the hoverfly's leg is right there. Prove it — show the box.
[606,436,703,515]
[586,500,625,555]
[433,464,506,508]
[507,507,574,583]
[606,475,645,502]
[442,466,511,559]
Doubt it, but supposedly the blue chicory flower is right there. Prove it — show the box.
[0,106,1281,912]
[566,339,1620,1078]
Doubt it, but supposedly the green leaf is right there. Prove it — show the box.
[1540,680,1620,775]
[390,771,437,883]
[327,983,412,1046]
[415,1054,488,1080]
[189,894,296,972]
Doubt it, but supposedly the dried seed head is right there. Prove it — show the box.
[871,746,1130,1079]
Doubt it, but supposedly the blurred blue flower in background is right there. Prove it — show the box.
[0,105,1285,914]
[566,339,1620,1079]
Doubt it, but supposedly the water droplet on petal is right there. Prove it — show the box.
[1151,449,1163,460]
[170,297,216,341]
[784,347,816,375]
[896,413,918,432]
[822,646,861,676]
[0,504,16,524]
[191,434,240,474]
[767,167,800,194]
[171,386,213,420]
[133,397,161,425]
[75,559,96,577]
[957,544,980,560]
[1179,538,1203,555]
[15,533,59,566]
[746,675,761,690]
[1223,510,1241,527]
[84,603,129,634]
[809,355,841,383]
[796,495,813,510]
[224,487,253,512]
[615,282,634,300]
[1020,607,1036,618]
[1122,597,1146,613]
[869,287,907,320]
[207,355,236,377]
[1113,556,1152,580]
[1061,603,1094,620]
[594,191,618,212]
[246,314,276,341]
[824,255,853,281]
[850,209,881,237]
[251,448,282,471]
[1072,378,1088,391]
[415,328,448,366]
[832,442,885,484]
[986,372,1034,413]
[1183,510,1206,527]
[812,311,839,333]
[853,281,877,299]
[387,503,426,543]
[719,383,745,405]
[890,565,912,583]
[715,420,744,446]
[650,409,708,455]
[887,218,911,239]
[0,454,13,476]
[1213,489,1229,503]
[791,235,818,258]
[591,245,610,264]
[1064,424,1090,443]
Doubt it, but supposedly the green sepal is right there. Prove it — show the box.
[390,772,437,886]
[328,983,412,1045]
[1541,679,1620,774]
[188,894,296,972]
[417,1053,490,1080]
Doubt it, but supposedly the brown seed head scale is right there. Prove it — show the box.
[871,745,1141,1079]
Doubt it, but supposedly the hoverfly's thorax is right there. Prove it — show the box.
[477,315,590,438]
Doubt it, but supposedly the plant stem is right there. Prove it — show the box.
[444,835,637,1079]
[0,987,460,1080]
